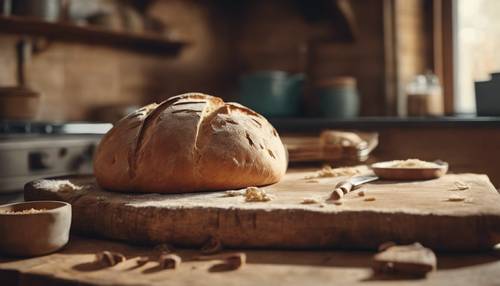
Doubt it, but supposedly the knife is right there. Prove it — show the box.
[329,174,379,201]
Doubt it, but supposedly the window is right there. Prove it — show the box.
[455,0,500,114]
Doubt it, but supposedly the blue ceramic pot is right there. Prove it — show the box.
[315,79,359,118]
[239,71,304,117]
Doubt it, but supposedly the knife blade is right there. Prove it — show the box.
[329,174,379,201]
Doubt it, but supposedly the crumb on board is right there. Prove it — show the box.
[306,180,319,183]
[319,204,325,208]
[301,198,320,204]
[224,190,245,197]
[304,166,361,179]
[450,181,470,191]
[358,190,366,197]
[448,194,466,202]
[333,201,343,206]
[245,187,272,202]
[364,197,376,202]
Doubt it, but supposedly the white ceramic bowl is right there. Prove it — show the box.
[0,201,71,257]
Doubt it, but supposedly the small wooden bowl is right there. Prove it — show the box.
[371,160,448,180]
[0,201,71,257]
[0,86,41,120]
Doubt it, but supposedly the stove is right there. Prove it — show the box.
[0,121,112,195]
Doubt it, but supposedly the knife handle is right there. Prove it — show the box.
[329,181,354,201]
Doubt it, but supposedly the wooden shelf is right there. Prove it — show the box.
[0,15,185,56]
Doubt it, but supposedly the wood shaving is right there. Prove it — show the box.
[364,197,376,202]
[224,252,246,270]
[136,257,149,266]
[448,194,466,202]
[0,208,47,214]
[95,251,126,266]
[201,236,223,255]
[245,187,272,202]
[304,166,360,179]
[388,159,440,168]
[200,252,246,271]
[159,253,181,269]
[301,198,320,204]
[450,181,470,191]
[373,242,436,277]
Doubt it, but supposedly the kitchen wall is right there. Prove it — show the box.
[0,0,427,121]
[0,0,231,121]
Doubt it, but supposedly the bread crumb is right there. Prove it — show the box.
[364,197,376,202]
[245,187,272,202]
[448,194,466,202]
[224,190,245,197]
[318,204,325,208]
[0,208,47,214]
[306,180,319,183]
[333,201,343,206]
[450,181,470,191]
[358,190,365,197]
[388,159,440,168]
[301,198,319,204]
[304,166,360,179]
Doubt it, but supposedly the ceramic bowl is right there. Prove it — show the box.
[0,201,71,257]
[371,160,448,180]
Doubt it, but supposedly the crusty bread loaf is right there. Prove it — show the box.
[93,93,287,193]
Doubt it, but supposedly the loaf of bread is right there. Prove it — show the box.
[93,93,287,193]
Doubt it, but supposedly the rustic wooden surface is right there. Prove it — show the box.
[0,235,499,286]
[24,169,500,251]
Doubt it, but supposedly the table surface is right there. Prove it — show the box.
[1,236,499,286]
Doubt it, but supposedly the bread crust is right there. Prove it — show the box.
[93,93,287,193]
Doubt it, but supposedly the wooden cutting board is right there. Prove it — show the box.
[24,169,500,251]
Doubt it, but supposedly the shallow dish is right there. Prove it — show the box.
[0,201,71,257]
[371,160,448,180]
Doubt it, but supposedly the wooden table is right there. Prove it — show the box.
[1,235,499,286]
